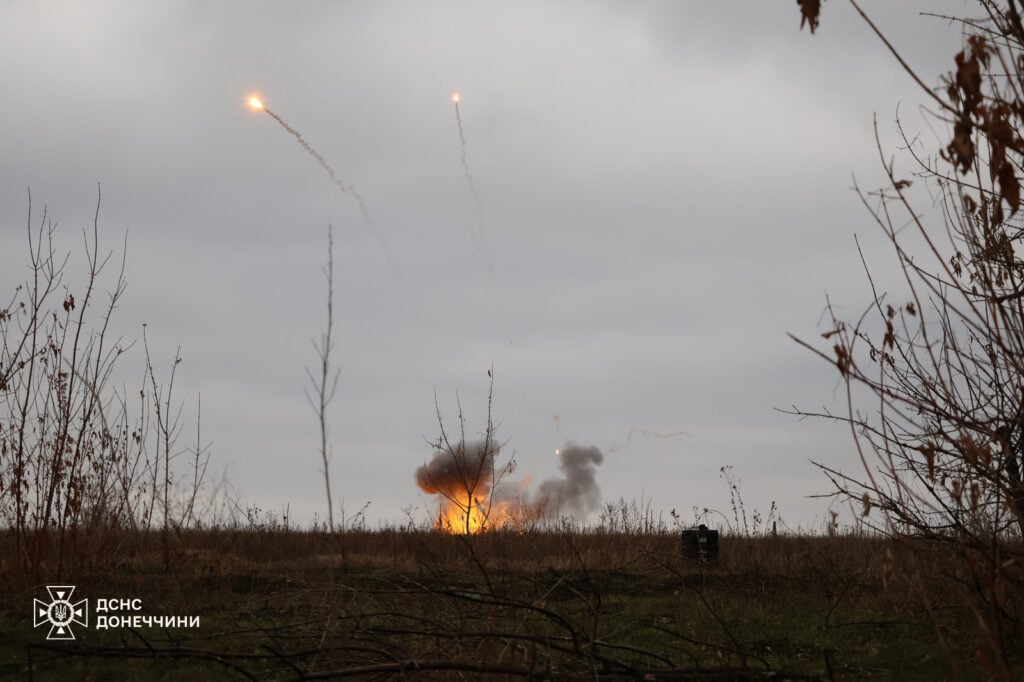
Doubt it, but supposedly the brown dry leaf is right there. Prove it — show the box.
[962,193,977,215]
[954,48,983,109]
[833,343,851,376]
[797,0,821,34]
[884,319,895,350]
[997,159,1020,215]
[918,443,936,481]
[947,117,976,173]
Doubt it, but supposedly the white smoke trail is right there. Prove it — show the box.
[257,101,396,268]
[452,93,496,284]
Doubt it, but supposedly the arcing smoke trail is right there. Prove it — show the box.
[608,427,693,453]
[260,105,395,267]
[452,94,495,283]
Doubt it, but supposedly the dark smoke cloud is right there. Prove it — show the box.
[533,443,604,518]
[415,440,498,498]
[415,440,606,523]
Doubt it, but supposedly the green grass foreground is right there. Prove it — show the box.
[0,529,997,680]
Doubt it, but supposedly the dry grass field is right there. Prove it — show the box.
[0,525,1007,680]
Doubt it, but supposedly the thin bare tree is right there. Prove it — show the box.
[305,225,340,533]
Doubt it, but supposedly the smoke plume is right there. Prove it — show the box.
[416,439,605,530]
[533,443,604,518]
[415,439,499,499]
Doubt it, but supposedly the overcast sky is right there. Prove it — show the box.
[0,1,968,531]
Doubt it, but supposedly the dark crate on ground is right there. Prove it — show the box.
[681,524,719,562]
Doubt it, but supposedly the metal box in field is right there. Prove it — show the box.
[681,524,719,562]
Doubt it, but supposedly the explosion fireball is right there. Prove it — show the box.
[416,440,605,534]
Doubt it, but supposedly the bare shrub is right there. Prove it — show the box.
[789,2,1024,672]
[0,190,208,581]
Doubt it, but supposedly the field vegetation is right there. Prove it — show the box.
[0,520,1003,680]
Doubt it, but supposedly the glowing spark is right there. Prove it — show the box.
[452,92,460,103]
[248,96,264,110]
